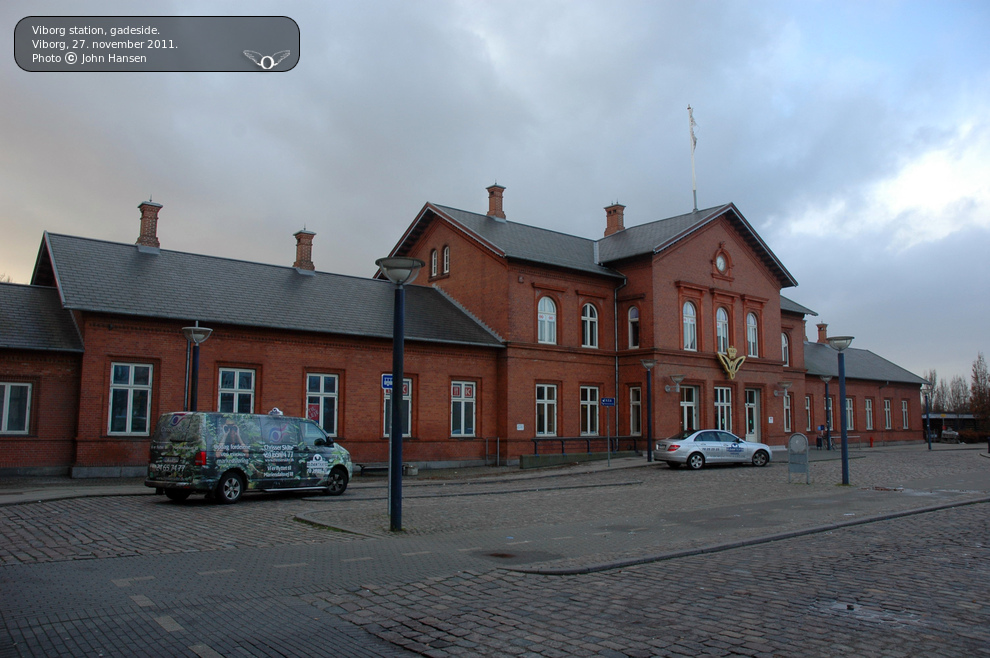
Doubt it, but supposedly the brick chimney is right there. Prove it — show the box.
[817,322,828,344]
[293,230,315,271]
[486,183,506,220]
[136,200,162,250]
[604,203,625,237]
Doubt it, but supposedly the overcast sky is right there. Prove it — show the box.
[2,1,988,382]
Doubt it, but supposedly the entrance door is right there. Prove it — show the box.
[745,389,760,441]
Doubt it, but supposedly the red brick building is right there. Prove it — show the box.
[0,188,926,476]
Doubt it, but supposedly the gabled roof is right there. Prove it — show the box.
[34,233,503,348]
[597,203,797,288]
[389,201,796,287]
[0,283,83,352]
[781,296,818,316]
[803,341,926,386]
[391,204,624,278]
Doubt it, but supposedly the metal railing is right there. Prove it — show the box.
[530,436,639,455]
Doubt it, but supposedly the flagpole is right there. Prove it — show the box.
[688,105,698,212]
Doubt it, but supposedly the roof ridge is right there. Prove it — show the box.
[432,204,598,245]
[430,284,506,344]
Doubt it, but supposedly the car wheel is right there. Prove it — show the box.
[164,489,191,502]
[752,450,770,467]
[215,471,244,504]
[325,467,349,496]
[686,453,705,470]
[667,462,681,469]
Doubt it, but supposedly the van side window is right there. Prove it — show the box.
[302,421,329,446]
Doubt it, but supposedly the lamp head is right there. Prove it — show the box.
[376,257,425,286]
[826,335,854,352]
[640,359,657,370]
[182,325,213,345]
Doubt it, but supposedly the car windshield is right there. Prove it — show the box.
[664,430,697,442]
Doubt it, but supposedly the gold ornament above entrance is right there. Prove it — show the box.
[718,346,746,380]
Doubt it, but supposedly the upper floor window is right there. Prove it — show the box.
[716,307,729,354]
[628,307,640,349]
[782,333,790,367]
[109,363,153,435]
[306,374,338,436]
[682,302,697,351]
[430,249,438,277]
[219,368,255,414]
[442,245,450,274]
[581,303,598,348]
[746,313,759,357]
[0,382,31,434]
[538,297,557,344]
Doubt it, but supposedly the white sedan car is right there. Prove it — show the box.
[655,430,772,470]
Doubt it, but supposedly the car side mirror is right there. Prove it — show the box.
[314,438,327,447]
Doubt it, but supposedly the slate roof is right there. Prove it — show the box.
[0,283,83,352]
[803,341,926,385]
[35,233,503,348]
[431,205,623,278]
[781,296,818,316]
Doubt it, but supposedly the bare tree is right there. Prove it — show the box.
[947,375,971,415]
[972,353,990,436]
[922,368,943,411]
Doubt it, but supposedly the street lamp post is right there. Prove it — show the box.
[923,384,933,451]
[827,335,854,485]
[375,257,424,532]
[641,359,657,462]
[182,322,213,412]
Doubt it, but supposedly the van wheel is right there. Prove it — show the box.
[325,467,349,496]
[215,471,244,504]
[164,489,191,502]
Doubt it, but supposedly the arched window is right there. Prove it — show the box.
[682,302,697,351]
[716,307,729,354]
[581,303,598,348]
[627,307,640,348]
[442,245,450,274]
[781,333,790,367]
[537,297,557,344]
[430,249,438,277]
[746,312,759,357]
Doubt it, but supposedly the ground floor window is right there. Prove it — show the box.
[884,399,892,430]
[451,381,476,436]
[714,387,732,432]
[219,368,255,414]
[384,378,412,437]
[783,393,792,433]
[825,396,834,432]
[902,400,909,429]
[744,388,760,441]
[109,363,152,435]
[536,384,557,436]
[306,374,338,436]
[580,386,599,436]
[681,386,698,432]
[805,395,812,431]
[629,386,641,435]
[865,398,874,431]
[845,397,855,430]
[0,382,31,434]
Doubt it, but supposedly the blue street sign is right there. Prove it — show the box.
[382,373,393,390]
[601,397,616,407]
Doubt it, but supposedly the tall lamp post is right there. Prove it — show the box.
[182,322,213,411]
[641,359,657,462]
[827,335,854,485]
[375,256,424,532]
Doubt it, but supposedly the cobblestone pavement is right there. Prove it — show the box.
[2,445,989,656]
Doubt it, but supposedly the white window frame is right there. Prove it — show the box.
[108,363,153,435]
[538,297,557,345]
[384,377,412,438]
[845,397,854,431]
[536,384,557,436]
[805,395,812,431]
[451,381,476,437]
[442,245,450,274]
[0,382,32,434]
[581,303,598,348]
[306,373,338,436]
[865,398,874,431]
[218,368,255,414]
[782,333,790,367]
[884,399,892,430]
[783,393,792,433]
[580,386,599,436]
[430,249,438,277]
[716,307,729,354]
[825,396,834,431]
[628,307,640,349]
[681,385,699,432]
[682,302,697,351]
[629,386,641,435]
[715,386,732,432]
[746,312,759,357]
[902,400,909,429]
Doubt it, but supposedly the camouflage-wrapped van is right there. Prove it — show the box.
[145,411,352,504]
